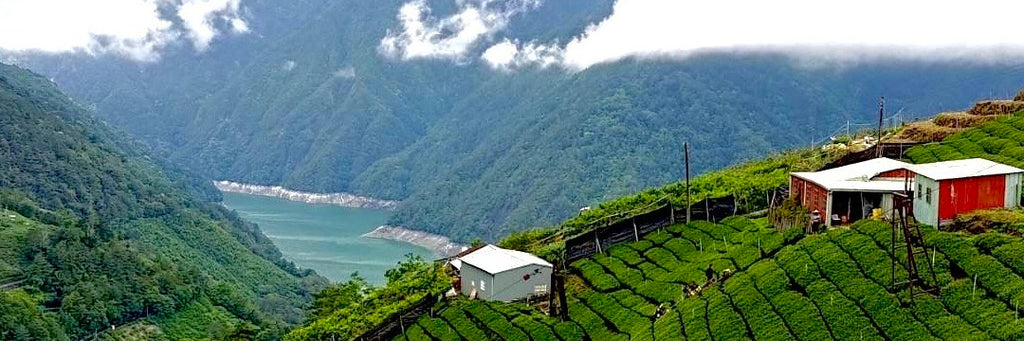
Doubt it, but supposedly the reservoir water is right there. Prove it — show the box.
[220,192,433,285]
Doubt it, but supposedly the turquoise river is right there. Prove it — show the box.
[221,192,432,285]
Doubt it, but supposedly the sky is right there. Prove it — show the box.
[0,0,247,61]
[2,0,1023,68]
[381,0,1024,71]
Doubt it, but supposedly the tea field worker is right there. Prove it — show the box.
[705,263,715,282]
[655,303,668,318]
[862,202,874,220]
[809,210,822,234]
[721,268,733,281]
[686,282,700,297]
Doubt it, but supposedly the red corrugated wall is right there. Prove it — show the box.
[938,175,1006,221]
[876,169,915,179]
[791,176,828,215]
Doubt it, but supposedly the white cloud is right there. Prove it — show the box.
[0,0,249,61]
[178,0,246,51]
[480,0,1024,71]
[481,39,562,71]
[282,60,296,71]
[379,0,540,61]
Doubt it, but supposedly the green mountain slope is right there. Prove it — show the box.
[11,0,1024,242]
[296,107,1024,340]
[0,63,325,339]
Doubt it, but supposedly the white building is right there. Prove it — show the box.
[455,244,553,301]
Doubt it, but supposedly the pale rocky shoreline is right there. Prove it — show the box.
[213,181,399,210]
[214,181,465,256]
[363,225,466,257]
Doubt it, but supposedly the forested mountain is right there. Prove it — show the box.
[0,63,325,339]
[9,0,1024,241]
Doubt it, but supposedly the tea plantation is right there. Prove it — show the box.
[392,213,1024,340]
[906,111,1024,168]
[363,111,1024,341]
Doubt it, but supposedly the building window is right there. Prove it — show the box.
[926,187,932,204]
[917,184,922,198]
[480,280,486,291]
[535,285,548,293]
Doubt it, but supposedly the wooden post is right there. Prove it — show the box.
[877,97,885,158]
[558,271,569,320]
[400,314,409,341]
[685,142,691,224]
[632,218,639,242]
[548,265,557,316]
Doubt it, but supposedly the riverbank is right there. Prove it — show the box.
[214,181,399,210]
[363,225,466,258]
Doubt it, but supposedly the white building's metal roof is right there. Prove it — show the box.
[458,244,552,275]
[791,157,914,192]
[911,158,1024,181]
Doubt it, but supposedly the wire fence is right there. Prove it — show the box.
[564,196,736,263]
[354,295,440,341]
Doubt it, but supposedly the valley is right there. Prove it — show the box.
[220,192,431,285]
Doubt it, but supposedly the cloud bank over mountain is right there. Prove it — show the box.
[383,0,1024,71]
[379,0,541,62]
[0,0,248,61]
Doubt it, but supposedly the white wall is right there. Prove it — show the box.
[1005,173,1022,208]
[914,175,940,227]
[460,263,493,300]
[490,265,552,302]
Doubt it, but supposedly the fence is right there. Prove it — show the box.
[821,141,922,170]
[354,295,440,341]
[564,196,736,263]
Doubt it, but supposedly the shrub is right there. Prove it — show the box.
[898,121,963,142]
[573,259,620,292]
[440,306,489,340]
[644,247,685,272]
[511,315,557,340]
[629,240,653,252]
[968,100,1024,116]
[934,112,997,128]
[608,245,645,266]
[553,321,585,341]
[418,317,461,341]
[722,274,793,340]
[949,209,1024,236]
[568,297,629,341]
[705,290,750,340]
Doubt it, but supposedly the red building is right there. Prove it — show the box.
[791,158,914,227]
[911,158,1023,227]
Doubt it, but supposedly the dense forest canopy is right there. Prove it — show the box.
[0,63,325,340]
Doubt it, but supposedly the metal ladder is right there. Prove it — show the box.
[890,192,940,305]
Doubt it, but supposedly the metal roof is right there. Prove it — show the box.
[911,158,1024,181]
[791,157,914,192]
[458,244,552,275]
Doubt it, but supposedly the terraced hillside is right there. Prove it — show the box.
[394,216,1024,340]
[906,111,1024,169]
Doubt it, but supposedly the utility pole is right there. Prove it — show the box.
[877,96,885,158]
[685,142,691,224]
